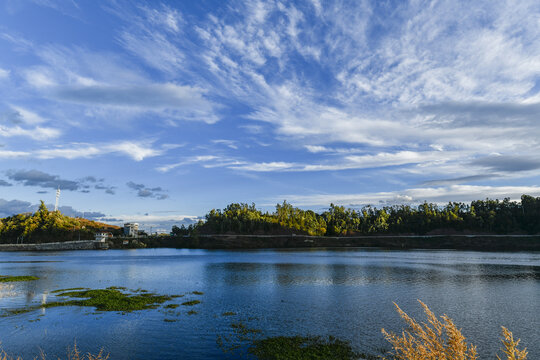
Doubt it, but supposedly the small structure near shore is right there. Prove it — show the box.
[95,231,113,242]
[124,223,139,237]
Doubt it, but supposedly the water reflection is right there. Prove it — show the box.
[0,249,537,360]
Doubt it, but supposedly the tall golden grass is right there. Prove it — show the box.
[0,342,108,360]
[382,300,528,360]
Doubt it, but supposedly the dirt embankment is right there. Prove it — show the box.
[111,234,540,251]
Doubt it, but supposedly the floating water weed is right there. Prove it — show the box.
[181,300,201,306]
[249,336,361,360]
[0,276,39,283]
[4,287,174,315]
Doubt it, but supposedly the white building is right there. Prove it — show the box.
[123,223,139,237]
[95,231,112,242]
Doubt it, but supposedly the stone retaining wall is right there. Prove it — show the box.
[0,240,108,251]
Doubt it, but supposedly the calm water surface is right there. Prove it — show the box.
[0,248,538,359]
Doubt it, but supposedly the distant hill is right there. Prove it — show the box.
[0,201,121,244]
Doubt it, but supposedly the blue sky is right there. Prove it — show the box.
[1,0,540,231]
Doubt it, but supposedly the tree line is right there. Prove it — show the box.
[172,195,540,237]
[0,201,121,243]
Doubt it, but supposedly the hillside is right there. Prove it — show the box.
[0,201,121,244]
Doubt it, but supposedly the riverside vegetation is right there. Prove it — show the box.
[0,299,528,359]
[1,195,540,246]
[175,195,540,237]
[0,201,120,244]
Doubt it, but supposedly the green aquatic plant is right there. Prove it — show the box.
[181,300,201,306]
[51,288,173,312]
[164,304,179,309]
[222,311,237,316]
[0,275,39,282]
[249,335,361,360]
[187,310,198,315]
[231,322,262,336]
[4,287,174,315]
[192,291,204,295]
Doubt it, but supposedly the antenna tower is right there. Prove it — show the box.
[54,187,61,211]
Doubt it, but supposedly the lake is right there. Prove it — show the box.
[0,248,538,359]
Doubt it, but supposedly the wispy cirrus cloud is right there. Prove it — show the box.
[18,44,220,124]
[0,125,60,140]
[0,105,60,140]
[0,141,164,161]
[0,68,10,79]
[1,0,540,217]
[276,185,540,208]
[156,155,222,173]
[160,150,462,173]
[175,0,540,178]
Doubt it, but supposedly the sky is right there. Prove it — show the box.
[1,0,540,232]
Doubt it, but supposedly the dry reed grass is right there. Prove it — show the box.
[496,327,528,360]
[0,342,108,360]
[382,300,528,360]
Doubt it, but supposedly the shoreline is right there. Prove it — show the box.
[113,234,540,252]
[0,240,108,252]
[0,234,538,252]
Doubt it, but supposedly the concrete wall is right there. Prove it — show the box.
[0,240,108,252]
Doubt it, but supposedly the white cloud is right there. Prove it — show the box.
[109,141,163,161]
[0,150,30,159]
[23,67,57,87]
[139,5,182,33]
[36,141,163,161]
[119,31,184,74]
[9,105,47,124]
[156,155,220,173]
[19,45,219,124]
[0,68,10,79]
[51,83,218,123]
[4,0,540,193]
[0,125,60,140]
[0,141,164,161]
[212,139,238,149]
[278,185,540,207]
[229,151,462,172]
[173,0,540,180]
